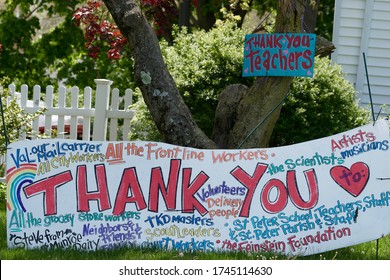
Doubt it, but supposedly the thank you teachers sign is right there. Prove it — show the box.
[6,119,390,256]
[242,33,316,77]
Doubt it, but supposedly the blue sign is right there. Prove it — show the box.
[242,33,316,77]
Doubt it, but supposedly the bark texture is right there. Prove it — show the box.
[213,0,308,149]
[103,0,216,149]
[103,0,320,149]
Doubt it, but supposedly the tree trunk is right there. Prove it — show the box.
[103,0,319,149]
[222,77,293,149]
[304,0,320,33]
[196,0,216,31]
[213,0,318,149]
[179,0,191,28]
[102,0,216,149]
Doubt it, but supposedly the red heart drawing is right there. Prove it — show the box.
[330,162,370,197]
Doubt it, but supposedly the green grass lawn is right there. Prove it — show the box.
[1,201,389,260]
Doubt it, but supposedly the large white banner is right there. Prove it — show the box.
[6,119,390,256]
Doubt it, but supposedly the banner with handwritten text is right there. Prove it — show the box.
[6,119,390,256]
[242,33,316,77]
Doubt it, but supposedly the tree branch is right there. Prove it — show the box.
[217,0,318,149]
[102,0,216,148]
[23,1,45,20]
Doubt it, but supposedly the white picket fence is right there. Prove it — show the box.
[0,79,135,182]
[6,79,134,141]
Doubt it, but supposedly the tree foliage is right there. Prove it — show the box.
[0,0,134,91]
[0,1,83,86]
[129,20,250,141]
[0,0,334,91]
[129,23,369,146]
[73,0,127,59]
[1,0,351,149]
[161,21,252,135]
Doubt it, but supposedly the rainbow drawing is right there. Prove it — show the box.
[6,163,37,212]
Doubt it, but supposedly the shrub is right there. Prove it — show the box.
[0,181,5,205]
[270,57,370,146]
[0,77,45,184]
[128,23,370,147]
[0,77,45,155]
[129,21,251,140]
[128,88,163,142]
[161,21,253,136]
